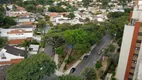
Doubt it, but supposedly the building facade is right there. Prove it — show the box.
[0,24,34,40]
[116,0,142,80]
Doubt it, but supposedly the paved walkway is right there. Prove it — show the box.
[54,54,59,69]
[59,48,72,72]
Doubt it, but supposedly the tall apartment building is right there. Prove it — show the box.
[116,0,142,80]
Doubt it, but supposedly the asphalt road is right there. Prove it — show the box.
[72,31,112,76]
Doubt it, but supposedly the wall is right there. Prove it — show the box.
[116,25,134,80]
[0,28,33,40]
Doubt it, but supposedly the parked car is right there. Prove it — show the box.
[70,68,76,73]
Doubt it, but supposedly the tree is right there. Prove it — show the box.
[95,61,102,70]
[74,43,90,54]
[55,46,64,54]
[0,37,7,48]
[7,52,56,80]
[46,34,65,47]
[83,67,96,80]
[25,4,36,12]
[3,16,16,27]
[21,40,31,57]
[45,15,50,21]
[37,20,46,34]
[82,0,93,7]
[67,13,75,19]
[48,6,67,12]
[58,75,82,80]
[36,7,44,13]
[101,0,109,9]
[21,40,30,48]
[85,18,90,22]
[63,29,89,45]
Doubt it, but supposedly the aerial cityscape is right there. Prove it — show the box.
[0,0,140,80]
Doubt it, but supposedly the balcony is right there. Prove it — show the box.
[133,55,138,61]
[128,75,133,80]
[137,36,142,40]
[134,50,139,54]
[130,69,135,73]
[136,43,141,47]
[131,63,136,68]
[139,27,142,32]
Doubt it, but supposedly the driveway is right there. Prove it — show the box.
[44,45,53,57]
[72,32,112,76]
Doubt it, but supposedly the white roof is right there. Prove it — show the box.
[29,44,39,51]
[97,18,105,22]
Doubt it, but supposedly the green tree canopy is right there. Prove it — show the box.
[7,52,56,80]
[58,75,82,80]
[55,46,64,54]
[95,61,102,70]
[48,6,67,12]
[25,4,36,12]
[67,13,75,19]
[83,67,96,80]
[45,15,50,21]
[82,0,93,7]
[3,16,16,27]
[37,20,46,34]
[74,43,90,54]
[63,29,89,45]
[0,37,7,48]
[38,20,46,29]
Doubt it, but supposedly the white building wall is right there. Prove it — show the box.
[0,28,33,39]
[0,49,24,62]
[17,18,35,23]
[116,25,135,80]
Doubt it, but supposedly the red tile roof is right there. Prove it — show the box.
[8,38,32,45]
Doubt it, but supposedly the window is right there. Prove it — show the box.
[137,40,141,43]
[129,72,134,75]
[131,66,135,69]
[135,47,140,50]
[138,32,142,36]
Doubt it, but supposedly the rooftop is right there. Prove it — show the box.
[4,45,27,57]
[10,24,33,29]
[8,38,31,45]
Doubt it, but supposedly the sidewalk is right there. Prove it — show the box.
[59,48,72,72]
[54,54,59,69]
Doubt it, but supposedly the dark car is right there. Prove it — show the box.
[70,68,76,73]
[83,55,89,60]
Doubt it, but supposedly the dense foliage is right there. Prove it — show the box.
[82,0,93,7]
[0,37,8,48]
[48,6,67,12]
[83,67,96,80]
[55,47,64,54]
[59,75,82,80]
[45,23,106,54]
[107,9,131,46]
[0,5,16,28]
[7,53,56,80]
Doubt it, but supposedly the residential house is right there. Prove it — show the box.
[16,16,35,23]
[0,45,26,66]
[6,10,29,17]
[0,24,34,40]
[8,38,31,45]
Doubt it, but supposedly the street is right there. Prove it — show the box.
[72,31,112,76]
